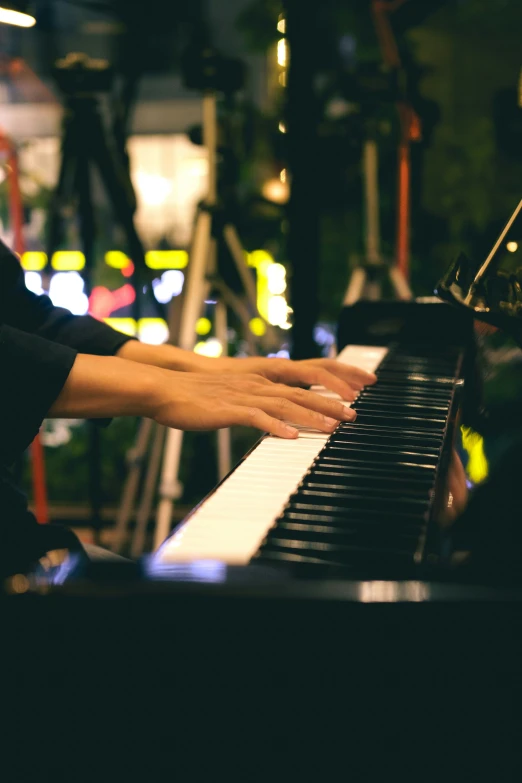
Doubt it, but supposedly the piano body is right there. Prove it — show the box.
[6,300,522,779]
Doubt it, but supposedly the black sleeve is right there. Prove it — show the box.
[0,324,77,460]
[0,241,135,356]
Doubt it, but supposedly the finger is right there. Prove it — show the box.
[237,395,345,433]
[258,384,356,422]
[300,367,361,400]
[235,406,299,439]
[312,359,378,387]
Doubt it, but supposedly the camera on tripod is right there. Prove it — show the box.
[53,52,114,96]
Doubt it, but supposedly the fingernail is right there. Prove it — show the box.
[324,416,338,426]
[344,409,357,421]
[366,373,377,383]
[283,424,299,437]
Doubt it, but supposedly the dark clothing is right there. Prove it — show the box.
[0,240,133,574]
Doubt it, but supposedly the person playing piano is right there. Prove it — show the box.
[0,241,376,573]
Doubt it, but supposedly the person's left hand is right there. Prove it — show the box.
[199,356,377,401]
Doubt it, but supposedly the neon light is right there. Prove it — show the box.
[145,250,188,269]
[104,318,137,337]
[0,7,36,27]
[24,272,44,296]
[49,272,89,315]
[461,426,489,484]
[52,251,86,271]
[249,317,266,337]
[152,270,184,303]
[138,318,169,345]
[247,249,274,268]
[89,284,136,320]
[105,251,131,269]
[21,251,47,271]
[196,317,212,336]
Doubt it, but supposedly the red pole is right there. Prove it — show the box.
[1,132,50,524]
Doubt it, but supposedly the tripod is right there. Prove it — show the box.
[113,93,264,557]
[47,60,155,540]
[343,137,412,306]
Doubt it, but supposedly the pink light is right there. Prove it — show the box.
[121,260,135,278]
[89,283,136,319]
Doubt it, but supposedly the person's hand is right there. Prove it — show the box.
[192,356,377,401]
[150,369,358,439]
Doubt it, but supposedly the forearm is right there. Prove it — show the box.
[116,340,215,373]
[48,353,162,419]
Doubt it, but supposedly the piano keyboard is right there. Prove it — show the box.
[157,344,462,575]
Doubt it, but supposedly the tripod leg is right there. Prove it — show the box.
[178,208,212,350]
[153,207,213,548]
[154,427,185,550]
[46,116,78,260]
[131,423,166,558]
[343,268,368,306]
[215,299,231,479]
[112,417,154,553]
[223,224,258,315]
[389,266,413,300]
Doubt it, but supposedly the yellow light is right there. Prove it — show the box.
[138,318,169,345]
[249,317,267,337]
[145,250,188,269]
[256,258,272,321]
[106,251,131,269]
[267,263,287,295]
[507,241,518,253]
[277,38,288,68]
[21,251,47,271]
[279,72,287,87]
[280,169,287,183]
[194,338,223,358]
[277,15,286,34]
[104,318,137,337]
[51,251,85,271]
[262,177,290,205]
[461,426,489,484]
[0,7,36,28]
[196,317,212,336]
[247,249,274,268]
[278,121,287,134]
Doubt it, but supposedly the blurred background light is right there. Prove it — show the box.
[49,272,89,315]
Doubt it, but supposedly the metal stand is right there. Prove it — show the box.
[113,93,262,557]
[343,139,412,306]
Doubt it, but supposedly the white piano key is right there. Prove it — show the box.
[156,344,389,566]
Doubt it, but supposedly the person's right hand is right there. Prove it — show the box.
[150,369,357,439]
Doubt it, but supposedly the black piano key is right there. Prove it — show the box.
[302,479,432,500]
[285,503,428,526]
[265,525,420,552]
[326,433,441,455]
[279,511,426,533]
[335,422,445,440]
[257,540,418,567]
[305,470,434,491]
[249,340,462,577]
[291,488,430,513]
